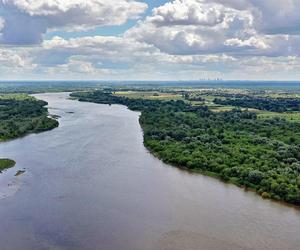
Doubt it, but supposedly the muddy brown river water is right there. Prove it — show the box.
[0,92,299,250]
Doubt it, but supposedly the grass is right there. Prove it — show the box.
[208,105,300,121]
[209,105,235,112]
[0,93,34,101]
[113,91,232,110]
[0,159,16,171]
[191,97,235,112]
[257,111,300,122]
[113,91,183,101]
[193,93,300,120]
[107,89,300,121]
[261,93,300,98]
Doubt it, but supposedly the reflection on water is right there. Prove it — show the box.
[0,92,299,250]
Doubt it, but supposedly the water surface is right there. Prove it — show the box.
[0,92,299,250]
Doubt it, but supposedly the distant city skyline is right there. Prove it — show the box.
[0,0,300,80]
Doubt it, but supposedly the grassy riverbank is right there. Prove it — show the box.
[71,90,300,205]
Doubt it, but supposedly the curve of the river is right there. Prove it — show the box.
[0,92,299,250]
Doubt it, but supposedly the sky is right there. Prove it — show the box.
[0,0,300,81]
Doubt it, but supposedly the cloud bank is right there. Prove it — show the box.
[0,0,147,44]
[0,0,300,80]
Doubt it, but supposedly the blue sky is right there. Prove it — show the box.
[44,1,169,39]
[0,0,300,80]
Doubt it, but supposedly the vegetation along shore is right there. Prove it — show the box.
[71,89,300,205]
[0,94,58,171]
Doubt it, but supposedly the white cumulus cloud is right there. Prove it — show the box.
[0,48,26,67]
[125,0,300,57]
[0,0,147,44]
[0,0,300,80]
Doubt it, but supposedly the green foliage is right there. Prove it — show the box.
[214,96,300,112]
[0,94,59,141]
[0,158,16,171]
[72,90,300,205]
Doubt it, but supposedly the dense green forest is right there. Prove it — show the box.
[72,91,300,205]
[0,94,58,170]
[214,96,300,112]
[71,90,162,111]
[0,95,58,141]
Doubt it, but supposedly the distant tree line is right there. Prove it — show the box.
[183,93,205,102]
[214,96,300,112]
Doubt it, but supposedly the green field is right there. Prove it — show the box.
[258,111,300,122]
[0,93,34,101]
[113,91,183,101]
[113,90,300,121]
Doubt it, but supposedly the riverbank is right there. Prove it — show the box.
[71,90,300,205]
[143,146,287,206]
[0,94,59,172]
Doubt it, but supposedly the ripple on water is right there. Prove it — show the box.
[0,167,23,199]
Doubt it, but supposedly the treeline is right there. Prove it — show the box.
[70,91,162,111]
[214,96,300,112]
[0,95,59,141]
[183,93,205,102]
[72,91,300,205]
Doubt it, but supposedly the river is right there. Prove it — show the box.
[0,92,299,250]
